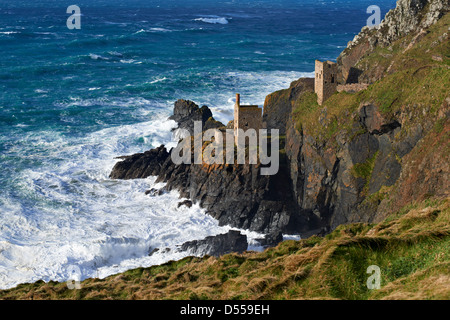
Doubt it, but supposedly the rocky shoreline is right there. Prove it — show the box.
[0,0,448,299]
[109,0,449,257]
[110,100,302,251]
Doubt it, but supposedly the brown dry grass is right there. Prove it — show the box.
[1,197,448,300]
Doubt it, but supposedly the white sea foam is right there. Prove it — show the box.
[54,96,152,108]
[135,28,173,34]
[89,53,109,61]
[149,27,172,32]
[120,59,136,64]
[0,69,309,289]
[148,77,167,84]
[108,51,123,57]
[194,17,229,24]
[0,110,266,289]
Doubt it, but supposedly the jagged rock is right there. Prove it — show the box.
[359,103,387,134]
[204,117,225,131]
[109,145,169,180]
[337,0,449,83]
[145,188,164,196]
[177,200,193,208]
[263,78,314,134]
[393,124,423,157]
[177,230,248,257]
[256,231,283,247]
[156,158,298,234]
[111,108,298,235]
[169,99,224,134]
[148,247,171,256]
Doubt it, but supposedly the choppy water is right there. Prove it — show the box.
[0,0,396,289]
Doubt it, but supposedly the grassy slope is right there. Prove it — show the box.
[0,197,448,300]
[293,13,449,148]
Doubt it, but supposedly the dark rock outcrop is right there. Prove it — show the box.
[337,0,449,83]
[169,99,224,134]
[145,188,165,196]
[178,230,248,257]
[110,146,300,234]
[110,145,170,180]
[110,99,303,235]
[110,1,449,243]
[263,78,315,134]
[255,231,284,248]
[177,200,193,208]
[148,247,171,256]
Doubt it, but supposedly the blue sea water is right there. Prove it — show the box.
[0,0,396,289]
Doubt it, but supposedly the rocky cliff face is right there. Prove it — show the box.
[337,0,449,83]
[262,78,315,134]
[281,2,449,232]
[110,1,449,241]
[284,102,420,232]
[110,100,312,238]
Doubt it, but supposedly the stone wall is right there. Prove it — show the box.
[234,94,263,145]
[315,60,338,105]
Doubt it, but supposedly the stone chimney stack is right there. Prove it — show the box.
[315,60,337,105]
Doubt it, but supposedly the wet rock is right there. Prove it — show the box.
[177,200,193,208]
[169,99,223,134]
[145,188,164,196]
[256,231,284,248]
[148,247,171,256]
[110,144,296,234]
[109,145,169,180]
[178,230,248,257]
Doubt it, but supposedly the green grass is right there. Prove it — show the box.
[361,65,450,117]
[351,151,378,180]
[1,197,448,300]
[1,13,448,302]
[291,13,449,148]
[327,235,450,300]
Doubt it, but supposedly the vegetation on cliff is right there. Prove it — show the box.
[284,11,449,233]
[1,1,448,300]
[0,197,448,300]
[294,12,449,146]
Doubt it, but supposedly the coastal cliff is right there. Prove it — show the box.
[110,0,449,241]
[110,100,307,237]
[1,0,449,300]
[337,0,449,83]
[279,1,449,233]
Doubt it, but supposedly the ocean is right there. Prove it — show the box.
[0,0,396,289]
